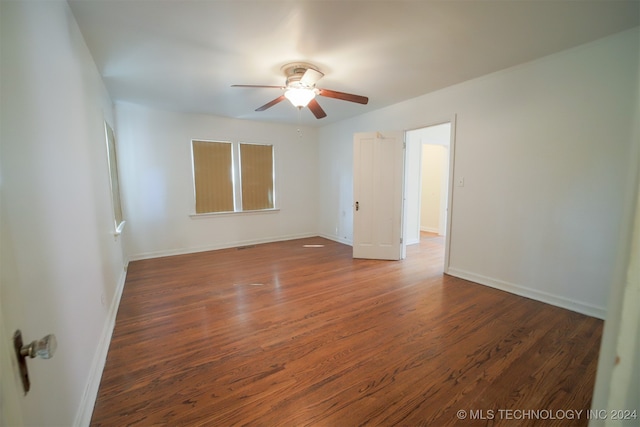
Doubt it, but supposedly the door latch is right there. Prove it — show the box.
[13,330,57,395]
[355,201,359,211]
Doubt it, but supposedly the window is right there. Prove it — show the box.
[105,122,125,233]
[192,140,234,213]
[239,143,274,211]
[191,140,275,214]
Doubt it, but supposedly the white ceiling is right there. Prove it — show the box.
[68,0,639,127]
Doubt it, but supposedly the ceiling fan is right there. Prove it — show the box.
[232,62,368,119]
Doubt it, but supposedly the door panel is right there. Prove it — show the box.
[353,132,404,260]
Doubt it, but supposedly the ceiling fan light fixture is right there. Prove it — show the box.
[284,88,316,108]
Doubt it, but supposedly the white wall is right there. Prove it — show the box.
[404,131,422,245]
[318,28,639,318]
[115,102,319,260]
[0,1,126,425]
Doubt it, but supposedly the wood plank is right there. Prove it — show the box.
[91,235,602,426]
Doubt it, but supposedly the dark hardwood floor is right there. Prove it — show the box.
[91,233,603,426]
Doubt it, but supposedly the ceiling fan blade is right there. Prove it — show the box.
[318,89,368,105]
[255,95,286,111]
[307,98,327,119]
[232,84,284,89]
[300,68,324,87]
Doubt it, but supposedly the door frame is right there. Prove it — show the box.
[402,114,457,273]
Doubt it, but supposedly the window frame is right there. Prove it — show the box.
[190,139,277,216]
[104,121,126,235]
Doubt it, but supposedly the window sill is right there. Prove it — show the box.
[190,209,280,219]
[114,220,126,236]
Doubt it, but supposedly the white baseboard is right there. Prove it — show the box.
[447,267,606,320]
[318,233,352,246]
[129,233,318,261]
[74,265,128,427]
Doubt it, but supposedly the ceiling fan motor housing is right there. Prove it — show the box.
[282,63,323,89]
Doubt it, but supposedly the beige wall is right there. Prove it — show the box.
[420,145,446,234]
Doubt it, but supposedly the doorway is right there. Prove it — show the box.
[403,121,454,272]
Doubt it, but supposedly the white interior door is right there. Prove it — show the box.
[353,131,405,260]
[0,223,26,426]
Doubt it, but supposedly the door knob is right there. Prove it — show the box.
[13,330,57,394]
[20,333,57,359]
